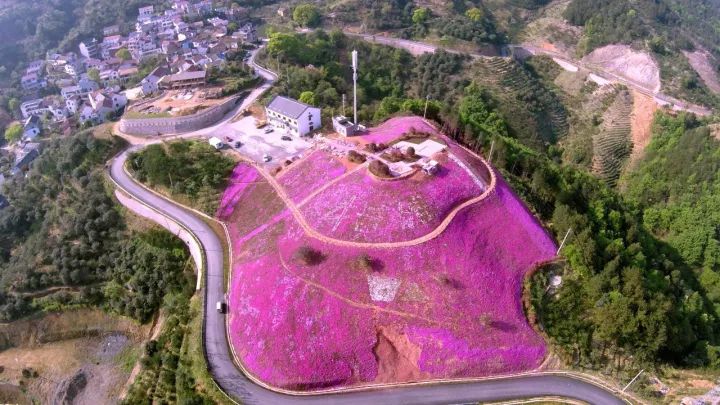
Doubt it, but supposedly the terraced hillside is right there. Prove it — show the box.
[592,89,633,186]
[473,57,569,149]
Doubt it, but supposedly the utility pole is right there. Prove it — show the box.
[556,228,572,256]
[423,94,430,119]
[352,50,358,126]
[623,369,645,392]
[488,140,495,164]
[342,94,346,116]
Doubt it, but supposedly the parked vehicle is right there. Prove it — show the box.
[263,154,272,162]
[208,137,225,150]
[225,136,232,142]
[217,301,226,314]
[234,141,242,148]
[281,135,292,141]
[264,127,274,134]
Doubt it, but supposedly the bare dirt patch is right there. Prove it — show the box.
[0,334,137,404]
[582,44,661,92]
[0,310,148,404]
[127,88,226,117]
[628,90,659,165]
[519,0,581,56]
[683,50,720,94]
[373,326,427,384]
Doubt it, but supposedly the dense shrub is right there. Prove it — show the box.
[347,150,367,163]
[293,246,324,266]
[369,160,393,178]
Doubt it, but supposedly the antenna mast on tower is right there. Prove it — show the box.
[352,49,358,126]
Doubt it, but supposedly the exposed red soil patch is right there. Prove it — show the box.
[373,326,427,384]
[629,90,659,165]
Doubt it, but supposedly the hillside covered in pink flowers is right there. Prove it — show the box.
[216,116,557,391]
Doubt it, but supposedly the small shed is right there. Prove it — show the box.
[422,160,439,175]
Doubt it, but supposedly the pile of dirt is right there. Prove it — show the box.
[683,50,720,94]
[582,44,661,92]
[373,327,427,384]
[52,368,88,405]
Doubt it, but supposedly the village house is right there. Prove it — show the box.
[66,96,83,115]
[234,23,257,44]
[83,58,105,71]
[103,25,120,36]
[11,143,41,176]
[99,69,120,84]
[64,60,85,77]
[118,66,139,82]
[79,39,99,59]
[80,90,127,124]
[140,66,171,95]
[22,116,41,141]
[193,0,212,15]
[158,70,207,89]
[47,99,69,122]
[138,5,155,20]
[265,96,322,137]
[61,78,98,101]
[26,60,45,75]
[20,99,49,119]
[208,17,228,28]
[21,72,46,91]
[103,35,123,49]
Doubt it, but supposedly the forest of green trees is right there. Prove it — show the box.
[262,30,475,124]
[0,132,193,324]
[129,141,235,214]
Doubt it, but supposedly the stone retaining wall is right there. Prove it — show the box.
[118,95,241,136]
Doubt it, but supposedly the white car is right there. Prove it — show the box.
[262,154,272,162]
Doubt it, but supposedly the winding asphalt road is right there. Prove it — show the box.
[109,45,630,405]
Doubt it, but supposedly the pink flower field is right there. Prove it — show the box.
[277,149,347,203]
[299,154,483,243]
[360,116,440,144]
[217,116,557,391]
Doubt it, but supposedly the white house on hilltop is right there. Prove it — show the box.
[265,96,321,137]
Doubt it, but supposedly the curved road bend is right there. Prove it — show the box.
[110,43,627,405]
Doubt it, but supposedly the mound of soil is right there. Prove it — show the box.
[582,44,661,92]
[52,368,88,405]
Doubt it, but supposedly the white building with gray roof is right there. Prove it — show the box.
[265,95,321,137]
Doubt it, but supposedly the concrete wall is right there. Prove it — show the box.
[119,95,240,136]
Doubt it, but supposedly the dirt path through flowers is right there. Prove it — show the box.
[231,150,497,249]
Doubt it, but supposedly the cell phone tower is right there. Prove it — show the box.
[352,49,358,126]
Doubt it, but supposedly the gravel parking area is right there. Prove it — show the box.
[211,116,314,168]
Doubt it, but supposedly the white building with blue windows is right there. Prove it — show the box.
[265,95,321,137]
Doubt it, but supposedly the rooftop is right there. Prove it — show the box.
[267,95,314,119]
